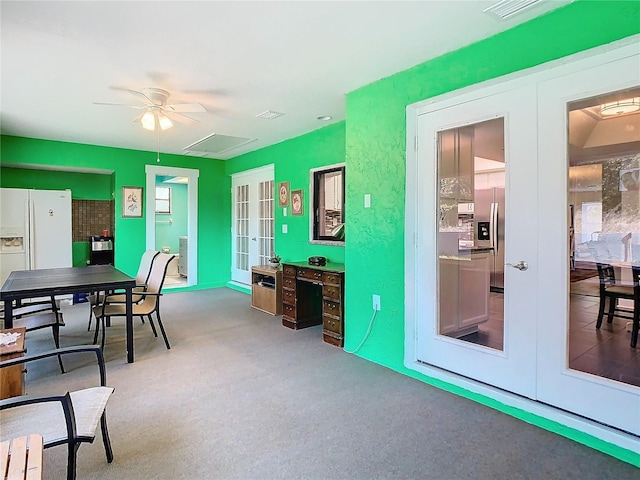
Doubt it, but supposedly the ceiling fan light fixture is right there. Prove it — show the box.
[158,114,173,130]
[600,97,640,116]
[141,111,156,130]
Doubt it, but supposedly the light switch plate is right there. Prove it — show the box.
[364,194,371,208]
[282,224,288,234]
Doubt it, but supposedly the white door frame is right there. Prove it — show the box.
[145,165,199,287]
[405,36,640,452]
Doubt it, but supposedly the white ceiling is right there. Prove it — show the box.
[0,1,570,161]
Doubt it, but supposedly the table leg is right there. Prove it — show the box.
[4,301,13,329]
[126,287,134,363]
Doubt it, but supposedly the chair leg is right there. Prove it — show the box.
[147,315,158,337]
[100,317,107,351]
[93,316,101,345]
[100,413,114,463]
[632,308,639,349]
[66,443,80,480]
[53,323,66,374]
[606,296,616,324]
[155,312,171,350]
[596,294,606,329]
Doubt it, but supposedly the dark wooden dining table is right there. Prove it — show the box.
[1,265,137,363]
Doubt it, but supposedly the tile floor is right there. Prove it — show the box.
[457,278,639,387]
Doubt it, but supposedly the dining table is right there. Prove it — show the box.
[0,265,137,363]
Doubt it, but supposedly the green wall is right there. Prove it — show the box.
[0,0,638,465]
[227,121,346,264]
[342,0,639,466]
[0,136,230,288]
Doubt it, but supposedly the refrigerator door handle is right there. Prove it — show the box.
[490,202,498,251]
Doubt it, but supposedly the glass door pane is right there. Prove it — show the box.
[567,86,640,387]
[437,119,505,351]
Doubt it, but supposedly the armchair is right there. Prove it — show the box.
[0,345,115,480]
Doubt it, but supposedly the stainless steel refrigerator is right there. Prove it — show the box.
[474,187,505,291]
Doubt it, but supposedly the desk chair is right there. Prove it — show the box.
[595,263,634,330]
[94,253,175,350]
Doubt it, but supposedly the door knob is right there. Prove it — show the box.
[506,261,528,271]
[251,237,256,241]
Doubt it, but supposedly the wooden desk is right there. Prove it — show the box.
[0,434,43,480]
[0,328,26,400]
[281,262,345,347]
[1,266,137,363]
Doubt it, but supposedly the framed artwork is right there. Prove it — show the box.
[278,181,290,207]
[291,189,303,215]
[122,186,143,218]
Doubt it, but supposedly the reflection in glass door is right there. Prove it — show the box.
[438,119,505,351]
[567,87,640,387]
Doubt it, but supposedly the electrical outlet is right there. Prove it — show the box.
[372,294,381,311]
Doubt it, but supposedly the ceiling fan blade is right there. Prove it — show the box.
[126,89,155,106]
[163,110,199,125]
[94,102,146,110]
[164,103,206,113]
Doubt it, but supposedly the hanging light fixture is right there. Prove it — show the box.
[600,97,640,116]
[140,109,174,131]
[158,113,173,130]
[141,111,156,130]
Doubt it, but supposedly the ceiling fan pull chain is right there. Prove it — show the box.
[156,122,161,163]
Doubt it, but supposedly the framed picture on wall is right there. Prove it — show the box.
[122,186,143,218]
[291,189,303,215]
[278,181,290,207]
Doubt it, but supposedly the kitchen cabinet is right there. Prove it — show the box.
[439,251,490,337]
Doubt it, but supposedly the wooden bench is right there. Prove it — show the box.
[0,434,43,480]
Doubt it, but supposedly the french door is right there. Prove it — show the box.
[407,41,639,437]
[414,84,539,398]
[231,165,274,285]
[536,53,639,436]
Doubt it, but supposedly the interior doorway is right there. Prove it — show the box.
[145,165,199,288]
[230,165,275,286]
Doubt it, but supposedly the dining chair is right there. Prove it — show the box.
[595,262,634,330]
[0,345,115,480]
[93,253,175,350]
[87,249,160,331]
[3,296,66,373]
[630,265,639,348]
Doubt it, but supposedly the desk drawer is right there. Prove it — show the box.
[323,299,342,318]
[283,303,297,319]
[282,288,296,305]
[297,268,323,282]
[322,272,342,286]
[323,314,342,335]
[323,284,341,301]
[283,265,297,277]
[282,277,296,290]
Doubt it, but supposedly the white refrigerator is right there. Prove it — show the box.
[0,188,73,285]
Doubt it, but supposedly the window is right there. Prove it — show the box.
[311,164,345,243]
[155,186,171,214]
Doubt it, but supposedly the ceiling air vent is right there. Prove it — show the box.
[256,110,284,120]
[483,0,542,19]
[183,133,256,156]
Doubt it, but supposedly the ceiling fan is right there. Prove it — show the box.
[94,87,206,131]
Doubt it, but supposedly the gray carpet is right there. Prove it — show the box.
[19,288,637,479]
